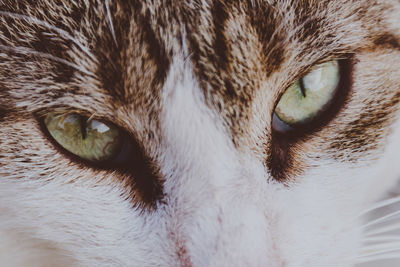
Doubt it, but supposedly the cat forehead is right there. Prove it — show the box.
[0,0,378,101]
[1,0,397,141]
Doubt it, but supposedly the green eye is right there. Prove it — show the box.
[44,113,122,162]
[273,60,340,132]
[43,113,164,205]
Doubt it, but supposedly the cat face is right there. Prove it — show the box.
[1,0,400,266]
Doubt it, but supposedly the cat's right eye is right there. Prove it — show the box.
[43,113,134,167]
[43,113,163,204]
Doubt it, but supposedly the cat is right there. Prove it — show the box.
[1,0,400,266]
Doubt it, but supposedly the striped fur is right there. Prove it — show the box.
[1,0,400,266]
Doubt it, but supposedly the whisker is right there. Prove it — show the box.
[105,0,118,46]
[184,52,194,65]
[362,235,400,243]
[365,223,400,237]
[87,112,97,122]
[0,11,98,63]
[356,252,400,264]
[359,196,400,217]
[0,44,95,77]
[358,250,400,264]
[361,242,400,253]
[360,210,400,229]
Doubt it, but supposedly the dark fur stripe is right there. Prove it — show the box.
[212,1,230,71]
[137,9,171,88]
[374,33,400,50]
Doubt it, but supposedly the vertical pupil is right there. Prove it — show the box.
[299,78,306,97]
[79,116,87,139]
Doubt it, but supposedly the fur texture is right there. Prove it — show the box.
[1,0,400,266]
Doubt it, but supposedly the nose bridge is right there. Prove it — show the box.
[159,109,275,266]
[167,177,276,267]
[159,59,280,266]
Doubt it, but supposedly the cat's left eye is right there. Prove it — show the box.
[272,60,342,134]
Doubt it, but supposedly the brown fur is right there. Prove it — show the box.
[1,0,400,196]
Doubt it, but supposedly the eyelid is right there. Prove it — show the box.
[36,109,131,132]
[275,63,322,106]
[275,57,346,110]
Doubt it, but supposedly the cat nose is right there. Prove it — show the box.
[167,206,286,267]
[164,186,286,267]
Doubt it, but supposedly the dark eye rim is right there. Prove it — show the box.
[267,57,354,181]
[271,57,353,140]
[36,112,164,206]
